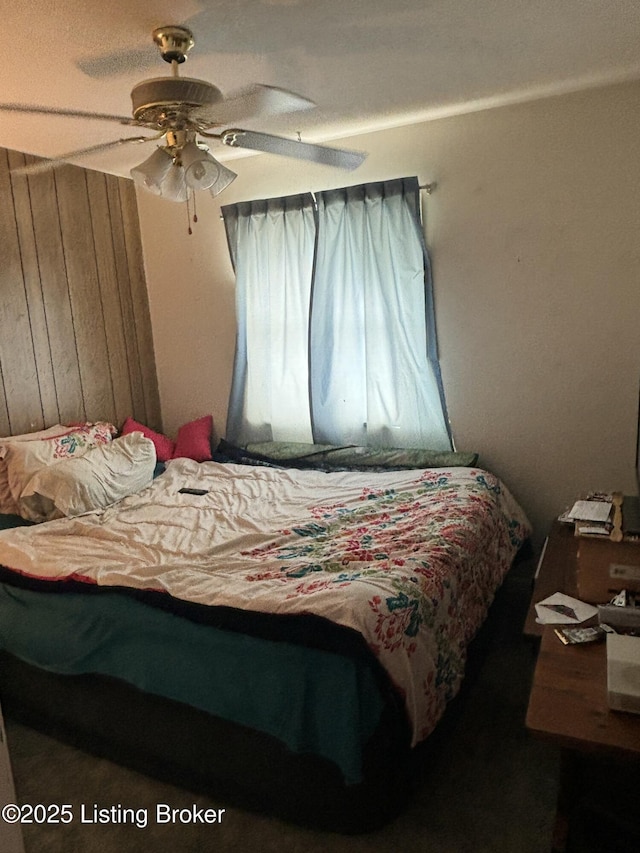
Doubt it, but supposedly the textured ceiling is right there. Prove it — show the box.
[1,0,640,178]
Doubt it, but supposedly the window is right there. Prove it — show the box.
[222,177,451,450]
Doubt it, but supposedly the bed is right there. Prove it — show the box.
[0,422,531,831]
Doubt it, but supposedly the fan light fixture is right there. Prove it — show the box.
[181,141,219,190]
[208,160,239,197]
[130,136,237,205]
[130,147,173,196]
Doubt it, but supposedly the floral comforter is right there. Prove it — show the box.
[0,457,530,745]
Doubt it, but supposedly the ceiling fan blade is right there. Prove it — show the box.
[220,129,367,171]
[77,46,157,79]
[198,84,314,128]
[0,102,139,126]
[11,136,155,177]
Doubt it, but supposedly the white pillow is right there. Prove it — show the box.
[19,433,156,522]
[0,425,68,514]
[2,422,116,511]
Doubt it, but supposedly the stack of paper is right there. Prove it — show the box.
[566,500,612,523]
[563,499,612,535]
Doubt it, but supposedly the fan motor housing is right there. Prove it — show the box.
[131,77,224,125]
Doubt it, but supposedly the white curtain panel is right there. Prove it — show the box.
[310,179,451,450]
[224,195,316,443]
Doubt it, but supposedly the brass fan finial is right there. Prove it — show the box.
[152,26,194,65]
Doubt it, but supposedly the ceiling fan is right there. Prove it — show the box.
[0,25,367,202]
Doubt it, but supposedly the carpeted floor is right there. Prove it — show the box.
[3,568,560,853]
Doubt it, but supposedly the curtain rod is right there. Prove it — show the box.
[219,181,436,218]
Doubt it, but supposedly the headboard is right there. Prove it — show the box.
[0,147,161,435]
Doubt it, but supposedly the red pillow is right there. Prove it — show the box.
[121,417,175,463]
[172,415,213,462]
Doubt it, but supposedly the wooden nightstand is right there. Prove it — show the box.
[525,522,640,852]
[524,521,580,639]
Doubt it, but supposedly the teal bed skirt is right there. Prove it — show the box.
[0,580,385,784]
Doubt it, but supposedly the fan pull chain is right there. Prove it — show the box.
[185,191,199,235]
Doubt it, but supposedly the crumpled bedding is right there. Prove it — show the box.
[0,457,530,745]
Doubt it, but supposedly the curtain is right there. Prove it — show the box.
[310,178,450,449]
[222,177,451,450]
[224,194,317,443]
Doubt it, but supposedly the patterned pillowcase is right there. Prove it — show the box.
[0,425,71,515]
[45,422,116,459]
[20,432,156,522]
[1,422,117,515]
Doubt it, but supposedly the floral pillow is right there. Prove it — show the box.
[0,424,73,515]
[19,432,156,522]
[1,422,117,513]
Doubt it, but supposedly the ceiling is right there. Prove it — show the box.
[2,0,640,179]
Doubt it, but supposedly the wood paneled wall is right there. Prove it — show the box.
[0,148,161,436]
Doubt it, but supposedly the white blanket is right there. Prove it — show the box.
[0,458,530,745]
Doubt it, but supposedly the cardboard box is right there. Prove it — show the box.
[576,535,640,603]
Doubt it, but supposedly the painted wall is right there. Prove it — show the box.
[136,80,640,544]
